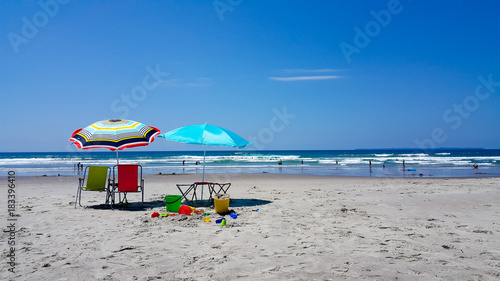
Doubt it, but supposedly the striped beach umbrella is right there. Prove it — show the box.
[70,119,161,163]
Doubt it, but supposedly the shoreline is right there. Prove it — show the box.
[2,169,500,179]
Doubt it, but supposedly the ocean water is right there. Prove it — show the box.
[1,149,500,178]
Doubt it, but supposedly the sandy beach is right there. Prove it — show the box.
[1,173,499,280]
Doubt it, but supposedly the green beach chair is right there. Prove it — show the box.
[75,166,111,208]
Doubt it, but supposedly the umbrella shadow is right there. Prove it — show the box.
[185,198,273,208]
[86,198,272,211]
[215,198,273,216]
[86,200,166,211]
[226,198,273,208]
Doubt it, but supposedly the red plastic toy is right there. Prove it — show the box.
[178,205,193,215]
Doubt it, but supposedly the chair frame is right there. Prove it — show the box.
[110,164,144,206]
[211,183,231,195]
[176,182,222,205]
[75,166,111,208]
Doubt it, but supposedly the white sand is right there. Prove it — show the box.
[1,173,499,280]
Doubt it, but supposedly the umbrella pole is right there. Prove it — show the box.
[116,150,119,165]
[202,148,206,182]
[201,147,206,200]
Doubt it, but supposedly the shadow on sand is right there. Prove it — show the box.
[224,198,272,208]
[85,198,272,211]
[86,200,165,211]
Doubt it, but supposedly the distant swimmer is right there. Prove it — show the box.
[473,163,478,169]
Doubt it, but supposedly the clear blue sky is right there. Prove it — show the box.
[1,0,499,152]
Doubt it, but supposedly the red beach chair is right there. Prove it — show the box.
[110,164,144,206]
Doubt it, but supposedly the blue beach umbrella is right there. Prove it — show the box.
[159,123,252,197]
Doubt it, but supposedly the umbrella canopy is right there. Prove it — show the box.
[158,123,252,198]
[160,123,251,148]
[69,119,161,163]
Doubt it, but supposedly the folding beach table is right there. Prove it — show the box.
[210,182,231,195]
[176,182,215,205]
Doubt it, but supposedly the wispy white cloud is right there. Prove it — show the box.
[270,68,347,81]
[269,75,343,82]
[284,68,345,73]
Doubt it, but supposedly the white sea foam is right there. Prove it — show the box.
[2,154,499,167]
[396,153,429,157]
[2,151,500,177]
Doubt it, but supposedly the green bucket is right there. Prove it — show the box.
[165,195,182,212]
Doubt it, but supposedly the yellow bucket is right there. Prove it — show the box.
[214,197,230,214]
